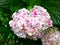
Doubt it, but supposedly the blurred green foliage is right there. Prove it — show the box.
[0,0,60,45]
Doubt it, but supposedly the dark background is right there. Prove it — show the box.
[0,0,60,45]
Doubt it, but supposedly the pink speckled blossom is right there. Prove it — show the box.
[9,5,53,39]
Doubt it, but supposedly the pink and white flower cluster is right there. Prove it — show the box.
[9,5,53,40]
[42,29,60,45]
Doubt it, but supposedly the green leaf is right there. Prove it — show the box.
[22,0,41,6]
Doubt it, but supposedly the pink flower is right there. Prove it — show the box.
[9,5,53,39]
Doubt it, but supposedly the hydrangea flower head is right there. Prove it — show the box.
[9,5,53,40]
